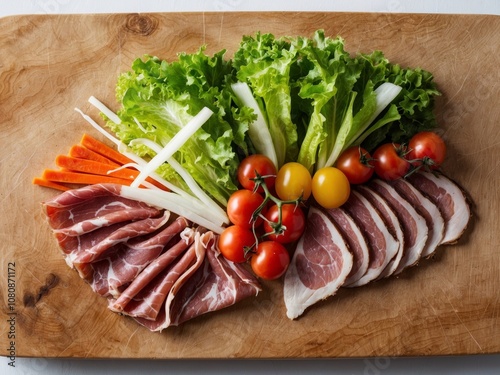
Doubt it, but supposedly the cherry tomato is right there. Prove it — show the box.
[372,143,411,181]
[275,162,312,201]
[237,154,277,192]
[226,190,264,228]
[311,167,351,209]
[263,204,306,244]
[250,241,290,280]
[336,146,374,184]
[407,131,446,169]
[218,225,255,263]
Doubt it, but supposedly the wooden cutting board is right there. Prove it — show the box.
[1,12,499,359]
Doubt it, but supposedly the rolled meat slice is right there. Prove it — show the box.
[390,178,445,257]
[406,172,471,244]
[284,207,353,320]
[342,190,399,286]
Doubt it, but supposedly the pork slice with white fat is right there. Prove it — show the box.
[324,208,369,286]
[368,179,428,274]
[89,216,189,297]
[284,207,353,320]
[406,172,471,244]
[342,190,399,286]
[108,227,196,315]
[167,232,261,327]
[355,185,404,279]
[390,178,445,257]
[134,231,261,331]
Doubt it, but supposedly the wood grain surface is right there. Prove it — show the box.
[0,12,499,359]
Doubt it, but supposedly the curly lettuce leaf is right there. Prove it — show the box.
[107,49,242,206]
[233,32,299,168]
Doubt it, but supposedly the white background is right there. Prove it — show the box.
[2,1,500,374]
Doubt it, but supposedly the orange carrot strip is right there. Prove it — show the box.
[80,134,133,166]
[54,155,168,191]
[42,169,135,186]
[69,145,119,166]
[55,155,137,181]
[32,177,71,191]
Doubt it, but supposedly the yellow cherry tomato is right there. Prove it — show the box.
[312,167,351,209]
[275,162,312,201]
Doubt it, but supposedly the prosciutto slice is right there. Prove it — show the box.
[284,207,353,320]
[134,232,261,331]
[89,216,189,297]
[390,178,445,257]
[342,191,399,286]
[355,185,404,279]
[368,179,428,274]
[407,172,471,244]
[44,195,161,236]
[324,208,369,286]
[167,232,262,327]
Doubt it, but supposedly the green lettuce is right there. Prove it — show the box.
[233,32,300,168]
[107,48,243,206]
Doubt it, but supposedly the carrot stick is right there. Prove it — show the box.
[55,155,168,190]
[55,155,137,180]
[80,134,133,166]
[32,177,71,191]
[69,145,119,166]
[42,169,135,186]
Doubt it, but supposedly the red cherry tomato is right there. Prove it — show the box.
[335,146,374,184]
[226,190,264,228]
[237,154,277,192]
[218,225,255,263]
[250,241,290,280]
[263,204,306,244]
[407,131,446,170]
[373,143,411,181]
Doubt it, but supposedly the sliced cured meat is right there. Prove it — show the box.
[324,208,369,286]
[355,185,404,279]
[89,216,189,297]
[342,190,399,286]
[70,212,171,266]
[369,179,428,274]
[109,227,196,313]
[390,178,445,257]
[43,184,262,331]
[134,232,261,331]
[406,172,471,244]
[167,232,262,327]
[284,207,353,320]
[43,184,162,236]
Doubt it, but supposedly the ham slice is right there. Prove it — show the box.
[390,178,445,257]
[44,194,161,236]
[406,172,471,244]
[89,216,189,297]
[167,232,262,327]
[368,179,428,274]
[355,185,404,279]
[134,232,261,331]
[284,207,353,320]
[342,191,399,286]
[324,208,369,286]
[109,227,196,314]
